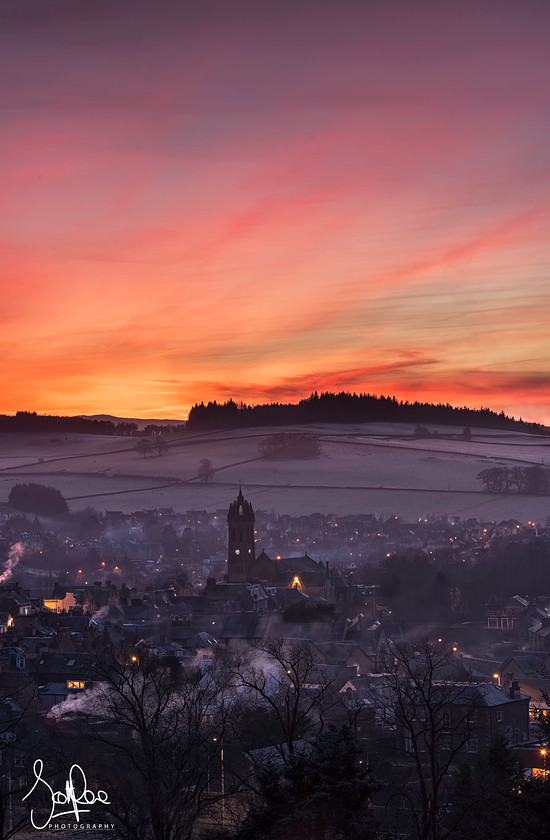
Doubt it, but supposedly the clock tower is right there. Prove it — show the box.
[227,488,255,582]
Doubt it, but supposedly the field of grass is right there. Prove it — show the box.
[1,424,549,520]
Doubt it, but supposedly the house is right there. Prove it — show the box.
[30,652,102,709]
[529,618,550,650]
[485,595,528,631]
[316,641,376,676]
[498,651,550,727]
[0,612,13,633]
[400,681,530,756]
[0,646,26,672]
[0,584,36,617]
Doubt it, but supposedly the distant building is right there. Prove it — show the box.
[225,489,357,606]
[227,489,255,582]
[485,595,528,631]
[400,681,530,756]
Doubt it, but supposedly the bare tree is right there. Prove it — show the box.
[0,674,54,840]
[154,436,168,456]
[135,439,153,458]
[64,650,233,840]
[233,639,337,762]
[197,458,215,483]
[373,640,481,840]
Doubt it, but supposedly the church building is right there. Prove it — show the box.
[226,489,357,607]
[227,488,256,582]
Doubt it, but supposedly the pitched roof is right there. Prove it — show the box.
[434,683,530,707]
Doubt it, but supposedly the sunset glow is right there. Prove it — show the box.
[2,0,550,422]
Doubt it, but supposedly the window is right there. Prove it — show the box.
[67,680,85,689]
[497,710,503,723]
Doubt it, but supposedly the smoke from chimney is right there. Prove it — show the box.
[0,542,24,584]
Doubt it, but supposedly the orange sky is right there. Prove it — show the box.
[2,0,550,423]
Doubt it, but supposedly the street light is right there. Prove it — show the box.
[213,737,225,828]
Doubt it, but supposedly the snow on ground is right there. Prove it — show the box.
[0,424,549,520]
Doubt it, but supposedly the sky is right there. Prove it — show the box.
[1,0,550,423]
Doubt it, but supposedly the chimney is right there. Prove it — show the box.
[509,679,520,699]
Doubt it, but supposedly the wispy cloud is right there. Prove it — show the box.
[2,0,550,423]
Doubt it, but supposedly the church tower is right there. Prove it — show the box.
[227,488,255,582]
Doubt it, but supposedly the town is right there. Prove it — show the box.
[1,489,550,839]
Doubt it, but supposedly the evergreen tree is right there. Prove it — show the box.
[235,725,380,840]
[450,737,524,840]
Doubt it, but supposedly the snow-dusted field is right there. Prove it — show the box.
[0,424,549,520]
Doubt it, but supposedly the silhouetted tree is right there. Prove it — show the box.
[115,422,138,436]
[259,433,321,460]
[154,436,168,456]
[524,465,549,495]
[197,458,215,483]
[234,725,380,840]
[135,439,153,458]
[186,392,541,433]
[8,483,68,516]
[374,640,478,840]
[71,651,233,840]
[477,465,550,495]
[234,639,336,760]
[450,736,524,840]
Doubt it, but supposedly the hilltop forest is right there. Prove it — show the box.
[186,392,544,433]
[0,393,545,436]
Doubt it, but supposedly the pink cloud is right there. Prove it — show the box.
[2,1,550,425]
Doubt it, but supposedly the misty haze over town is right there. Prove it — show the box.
[2,414,550,839]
